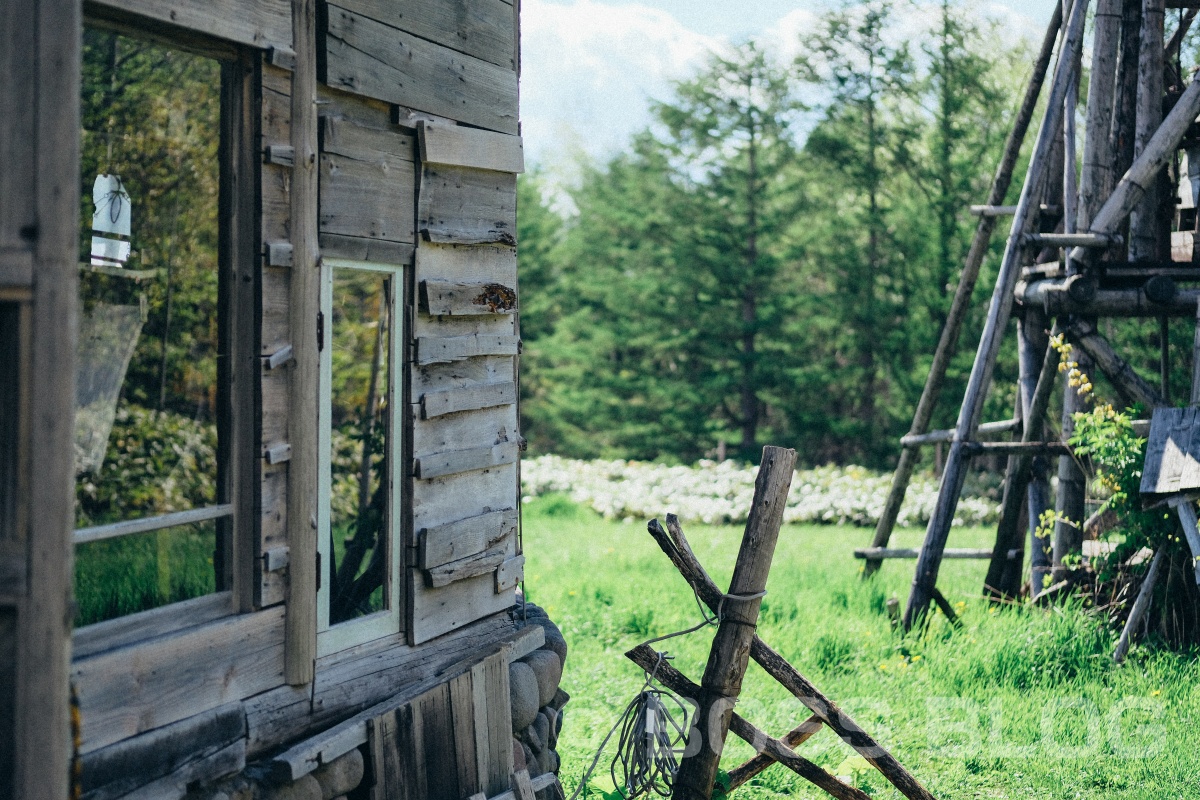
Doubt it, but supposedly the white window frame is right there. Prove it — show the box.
[317,257,405,656]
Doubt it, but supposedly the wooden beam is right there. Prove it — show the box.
[1113,549,1165,663]
[855,547,1017,560]
[416,334,520,365]
[86,0,291,50]
[1017,280,1200,316]
[725,715,822,791]
[286,0,320,687]
[1066,319,1164,407]
[421,382,517,419]
[900,418,1019,446]
[418,122,525,173]
[672,447,796,800]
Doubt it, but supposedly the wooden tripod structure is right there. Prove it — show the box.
[863,0,1200,628]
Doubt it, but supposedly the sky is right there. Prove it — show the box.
[518,0,1060,175]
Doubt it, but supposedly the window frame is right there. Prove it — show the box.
[70,17,260,643]
[316,257,406,656]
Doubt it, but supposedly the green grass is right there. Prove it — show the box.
[523,494,1200,799]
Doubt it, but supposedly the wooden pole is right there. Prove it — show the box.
[904,0,1092,631]
[1128,0,1166,262]
[863,3,1064,576]
[648,517,936,800]
[1110,0,1142,203]
[626,647,869,800]
[672,446,796,800]
[1078,0,1124,231]
[1051,343,1092,584]
[285,0,320,686]
[985,315,1056,599]
[1113,549,1165,663]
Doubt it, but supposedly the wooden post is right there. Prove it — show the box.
[12,0,81,794]
[1110,0,1142,198]
[671,446,796,800]
[1077,0,1123,231]
[1114,549,1165,663]
[647,518,936,800]
[985,315,1056,599]
[1052,344,1092,584]
[285,0,320,686]
[904,0,1092,631]
[1128,0,1165,263]
[863,3,1064,576]
[1168,498,1200,584]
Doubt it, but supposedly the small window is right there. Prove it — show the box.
[317,260,405,653]
[72,27,233,627]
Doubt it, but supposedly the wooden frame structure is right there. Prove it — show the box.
[0,0,540,796]
[863,0,1200,629]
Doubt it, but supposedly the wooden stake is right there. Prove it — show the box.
[672,446,796,800]
[726,715,822,791]
[905,0,1093,631]
[627,647,870,800]
[863,3,1064,575]
[1114,549,1165,663]
[647,518,936,800]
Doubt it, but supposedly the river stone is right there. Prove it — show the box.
[522,604,567,662]
[509,660,540,731]
[266,776,321,800]
[531,712,550,753]
[521,650,562,708]
[541,705,560,749]
[312,749,363,800]
[551,688,570,711]
[522,741,542,777]
[513,738,527,771]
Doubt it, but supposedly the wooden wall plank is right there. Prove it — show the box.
[415,440,520,479]
[418,684,460,800]
[481,651,513,793]
[319,234,414,265]
[319,117,417,241]
[421,280,517,316]
[449,671,481,796]
[335,0,516,69]
[420,508,518,569]
[88,0,292,49]
[119,739,245,800]
[419,165,517,245]
[412,463,515,539]
[421,380,517,418]
[413,355,515,398]
[416,333,519,365]
[0,1,36,252]
[72,592,234,661]
[419,122,524,173]
[412,402,517,457]
[426,547,508,587]
[469,660,492,794]
[409,569,515,644]
[73,608,286,753]
[324,6,519,134]
[415,243,516,286]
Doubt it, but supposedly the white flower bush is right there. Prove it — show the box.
[521,455,999,527]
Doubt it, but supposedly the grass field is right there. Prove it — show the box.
[522,494,1200,800]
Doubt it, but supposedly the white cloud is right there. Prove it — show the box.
[520,0,723,170]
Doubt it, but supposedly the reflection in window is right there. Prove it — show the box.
[328,269,393,624]
[73,28,225,625]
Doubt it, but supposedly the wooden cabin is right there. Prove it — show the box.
[1,0,566,797]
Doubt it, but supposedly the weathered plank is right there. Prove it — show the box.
[421,380,516,419]
[336,0,516,69]
[449,671,481,796]
[415,439,520,479]
[409,569,515,644]
[119,740,245,800]
[494,555,524,593]
[412,462,516,542]
[419,165,517,245]
[511,770,536,800]
[88,0,291,49]
[421,280,517,316]
[319,118,417,244]
[73,608,285,752]
[419,122,524,172]
[324,6,519,134]
[420,508,518,569]
[72,592,234,661]
[480,650,513,795]
[417,333,520,364]
[415,243,516,285]
[319,233,414,265]
[1141,407,1200,495]
[426,546,508,588]
[412,402,516,463]
[413,355,515,397]
[81,703,245,800]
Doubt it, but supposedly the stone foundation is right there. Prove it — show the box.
[510,601,570,784]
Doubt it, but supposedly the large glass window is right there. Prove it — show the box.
[318,260,403,653]
[73,27,229,626]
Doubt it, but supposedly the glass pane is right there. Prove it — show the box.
[329,269,393,624]
[74,521,218,625]
[74,28,224,618]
